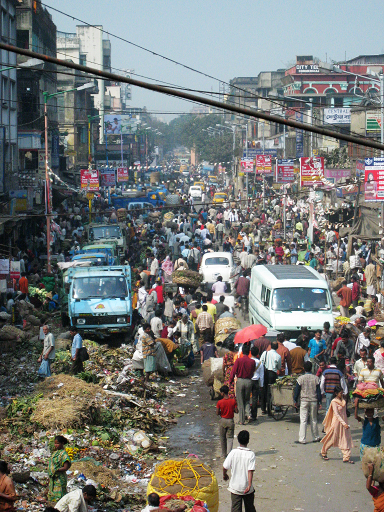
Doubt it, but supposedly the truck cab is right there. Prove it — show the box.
[81,244,119,265]
[67,265,132,335]
[87,224,125,256]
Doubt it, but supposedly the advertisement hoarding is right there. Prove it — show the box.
[364,157,384,201]
[104,114,139,136]
[300,157,325,187]
[255,155,273,176]
[117,167,129,182]
[99,169,116,187]
[276,159,294,183]
[80,169,99,191]
[366,112,382,134]
[240,158,254,172]
[324,108,351,125]
[324,168,351,181]
[243,149,278,157]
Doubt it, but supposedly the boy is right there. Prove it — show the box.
[200,334,218,364]
[217,385,238,458]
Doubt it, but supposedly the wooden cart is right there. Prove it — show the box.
[269,384,299,421]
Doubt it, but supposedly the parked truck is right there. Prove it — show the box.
[111,190,165,209]
[86,224,125,256]
[66,265,132,336]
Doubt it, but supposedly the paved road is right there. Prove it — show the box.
[165,309,372,512]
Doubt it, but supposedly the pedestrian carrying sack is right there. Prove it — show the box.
[78,346,89,362]
[38,359,51,377]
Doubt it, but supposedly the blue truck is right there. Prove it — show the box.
[66,265,132,336]
[111,190,165,209]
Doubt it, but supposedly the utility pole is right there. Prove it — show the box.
[245,122,249,208]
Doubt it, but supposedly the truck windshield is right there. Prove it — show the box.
[84,247,113,257]
[90,226,122,239]
[73,276,127,299]
[271,287,330,312]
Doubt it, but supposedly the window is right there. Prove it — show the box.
[1,77,8,105]
[261,285,271,308]
[79,54,87,67]
[1,10,8,41]
[17,29,29,49]
[78,126,87,144]
[9,81,15,109]
[204,257,229,266]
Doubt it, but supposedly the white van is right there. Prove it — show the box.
[199,252,236,291]
[249,265,334,333]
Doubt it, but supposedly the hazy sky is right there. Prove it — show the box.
[45,0,384,121]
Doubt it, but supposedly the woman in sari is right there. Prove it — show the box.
[223,341,237,399]
[366,462,384,512]
[161,255,174,284]
[47,435,71,502]
[320,386,354,463]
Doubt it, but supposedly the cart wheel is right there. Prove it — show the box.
[271,405,289,421]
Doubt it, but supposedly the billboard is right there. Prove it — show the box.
[300,157,325,187]
[364,157,384,201]
[117,167,129,182]
[99,169,116,187]
[243,149,278,157]
[366,112,382,133]
[104,114,139,136]
[80,169,99,191]
[276,159,294,183]
[255,155,273,176]
[295,112,304,158]
[324,108,351,125]
[240,158,254,172]
[324,168,351,181]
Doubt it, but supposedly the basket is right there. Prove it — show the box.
[172,270,203,288]
[215,317,241,335]
[359,397,384,409]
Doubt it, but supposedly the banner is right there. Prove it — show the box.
[255,155,273,176]
[10,261,20,280]
[99,169,116,187]
[276,159,294,183]
[324,168,351,181]
[240,158,254,172]
[295,112,304,158]
[117,167,129,182]
[364,157,384,201]
[80,169,99,191]
[300,157,325,187]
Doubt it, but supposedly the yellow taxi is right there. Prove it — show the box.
[213,192,228,204]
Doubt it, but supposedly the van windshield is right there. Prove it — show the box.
[73,276,127,299]
[271,287,330,311]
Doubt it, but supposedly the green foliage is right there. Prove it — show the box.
[319,146,351,169]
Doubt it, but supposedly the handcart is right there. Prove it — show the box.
[269,384,299,421]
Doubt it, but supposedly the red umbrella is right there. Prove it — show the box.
[234,324,267,345]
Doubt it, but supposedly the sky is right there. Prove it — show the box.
[44,0,384,122]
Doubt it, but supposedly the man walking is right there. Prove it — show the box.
[229,344,255,424]
[294,361,322,444]
[260,341,281,416]
[320,356,348,411]
[69,327,83,375]
[337,282,352,318]
[217,385,237,458]
[37,324,55,377]
[223,430,256,512]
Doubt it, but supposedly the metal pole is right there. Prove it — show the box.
[262,177,265,210]
[381,73,384,156]
[245,123,248,207]
[44,94,51,273]
[310,99,313,156]
[121,131,123,167]
[283,124,286,158]
[283,191,286,240]
[262,122,265,152]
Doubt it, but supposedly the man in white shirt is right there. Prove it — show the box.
[250,346,264,422]
[223,430,256,512]
[212,276,226,294]
[150,255,159,286]
[260,340,281,416]
[55,485,96,512]
[150,310,163,339]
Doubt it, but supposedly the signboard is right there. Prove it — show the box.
[80,169,99,191]
[356,159,365,177]
[255,155,273,176]
[296,64,319,73]
[364,157,384,201]
[300,157,325,187]
[240,158,254,172]
[243,149,278,157]
[10,261,20,280]
[276,159,294,183]
[324,108,351,125]
[117,167,129,182]
[295,112,304,158]
[9,190,28,212]
[104,114,139,136]
[38,150,51,173]
[336,185,359,198]
[366,112,382,133]
[324,168,351,181]
[99,169,116,187]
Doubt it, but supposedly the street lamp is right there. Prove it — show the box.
[43,82,94,272]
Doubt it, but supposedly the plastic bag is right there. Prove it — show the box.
[38,359,51,377]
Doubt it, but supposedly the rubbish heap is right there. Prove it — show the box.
[0,336,184,511]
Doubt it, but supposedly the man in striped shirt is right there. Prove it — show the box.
[320,357,348,411]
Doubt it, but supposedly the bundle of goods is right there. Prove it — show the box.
[172,270,203,288]
[362,447,384,481]
[159,494,209,511]
[117,208,127,221]
[353,382,384,408]
[330,277,345,292]
[210,357,223,396]
[272,375,298,388]
[334,316,351,326]
[148,211,161,220]
[163,212,174,223]
[214,317,241,345]
[147,457,218,512]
